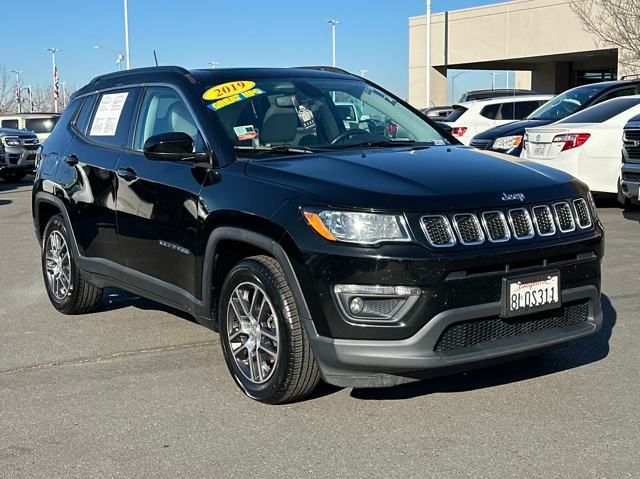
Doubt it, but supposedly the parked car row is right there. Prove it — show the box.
[452,79,640,207]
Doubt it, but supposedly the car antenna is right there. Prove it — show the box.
[153,50,159,67]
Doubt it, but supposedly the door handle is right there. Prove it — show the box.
[64,154,79,166]
[116,167,138,182]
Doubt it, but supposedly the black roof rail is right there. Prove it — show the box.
[296,66,353,75]
[621,74,640,80]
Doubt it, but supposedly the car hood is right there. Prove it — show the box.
[245,146,583,211]
[473,119,552,140]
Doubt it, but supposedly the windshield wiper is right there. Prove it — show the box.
[234,145,320,155]
[332,139,435,150]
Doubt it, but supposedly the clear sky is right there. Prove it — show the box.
[7,0,507,104]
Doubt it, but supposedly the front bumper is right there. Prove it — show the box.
[621,162,640,200]
[0,148,37,173]
[307,285,601,388]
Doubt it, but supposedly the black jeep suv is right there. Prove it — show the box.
[33,66,604,403]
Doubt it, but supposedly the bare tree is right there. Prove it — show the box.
[0,66,17,114]
[571,0,640,74]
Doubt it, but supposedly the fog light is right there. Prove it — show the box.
[349,297,364,314]
[333,284,421,324]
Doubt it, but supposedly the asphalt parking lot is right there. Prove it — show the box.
[1,179,639,479]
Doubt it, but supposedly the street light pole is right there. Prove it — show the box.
[359,69,368,78]
[11,70,22,114]
[327,20,339,67]
[46,48,61,113]
[124,0,131,69]
[22,86,33,113]
[425,0,432,108]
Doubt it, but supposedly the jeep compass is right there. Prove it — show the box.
[33,66,604,403]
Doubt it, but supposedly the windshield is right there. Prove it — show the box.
[202,77,447,154]
[526,85,607,121]
[25,117,59,134]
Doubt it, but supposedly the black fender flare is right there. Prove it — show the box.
[33,192,82,258]
[201,227,312,326]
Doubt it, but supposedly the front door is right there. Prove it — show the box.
[115,86,208,298]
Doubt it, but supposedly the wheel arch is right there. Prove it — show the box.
[33,193,81,257]
[201,226,313,330]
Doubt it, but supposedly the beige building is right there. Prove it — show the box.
[409,0,628,108]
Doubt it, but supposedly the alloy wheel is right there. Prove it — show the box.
[226,281,280,384]
[45,230,71,301]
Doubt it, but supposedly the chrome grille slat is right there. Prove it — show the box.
[553,202,576,232]
[508,208,534,240]
[419,197,591,247]
[452,214,484,245]
[481,211,510,243]
[573,199,592,229]
[421,215,456,247]
[532,205,556,236]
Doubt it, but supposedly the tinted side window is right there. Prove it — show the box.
[558,97,640,124]
[480,104,499,120]
[74,95,97,134]
[133,86,205,152]
[1,119,18,129]
[514,101,542,119]
[445,106,468,122]
[598,87,638,103]
[25,117,59,133]
[87,88,140,148]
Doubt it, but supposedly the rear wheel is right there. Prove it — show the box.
[41,214,103,314]
[219,255,321,404]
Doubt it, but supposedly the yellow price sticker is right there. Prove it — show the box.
[203,81,256,101]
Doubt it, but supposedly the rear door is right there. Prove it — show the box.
[115,85,208,298]
[59,87,140,264]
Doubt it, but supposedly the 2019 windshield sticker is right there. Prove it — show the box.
[203,81,256,101]
[206,87,266,111]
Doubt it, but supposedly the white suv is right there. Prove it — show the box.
[444,95,552,146]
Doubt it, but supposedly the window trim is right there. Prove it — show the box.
[130,85,206,155]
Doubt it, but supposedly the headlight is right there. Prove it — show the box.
[493,135,523,151]
[302,209,411,245]
[4,138,21,147]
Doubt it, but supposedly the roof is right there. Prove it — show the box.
[72,65,357,100]
[456,94,553,108]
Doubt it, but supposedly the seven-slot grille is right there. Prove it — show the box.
[420,197,592,248]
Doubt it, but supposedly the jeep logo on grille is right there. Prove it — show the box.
[501,192,526,202]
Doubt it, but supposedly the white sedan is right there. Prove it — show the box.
[521,96,640,194]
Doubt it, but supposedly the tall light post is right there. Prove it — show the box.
[425,0,432,108]
[94,45,125,70]
[208,61,220,69]
[359,69,368,78]
[124,0,131,69]
[61,82,68,110]
[22,86,33,113]
[327,20,339,67]
[46,48,61,113]
[490,72,505,90]
[11,70,22,113]
[450,71,469,104]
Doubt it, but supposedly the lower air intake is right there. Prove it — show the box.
[434,300,590,352]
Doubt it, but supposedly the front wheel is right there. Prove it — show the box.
[219,255,321,404]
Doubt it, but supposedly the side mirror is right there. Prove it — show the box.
[360,115,370,121]
[143,132,195,161]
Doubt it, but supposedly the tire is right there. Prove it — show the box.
[0,171,27,182]
[41,214,103,314]
[219,255,321,404]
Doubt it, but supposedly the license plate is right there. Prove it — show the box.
[502,272,561,318]
[532,144,546,157]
